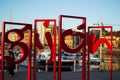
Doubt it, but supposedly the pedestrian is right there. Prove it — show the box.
[7,50,15,76]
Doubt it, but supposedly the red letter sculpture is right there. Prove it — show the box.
[1,22,32,80]
[88,26,113,80]
[34,19,56,80]
[58,15,86,80]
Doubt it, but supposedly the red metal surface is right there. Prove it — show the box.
[1,22,32,80]
[28,29,32,80]
[34,19,56,80]
[58,15,86,80]
[1,22,5,80]
[58,16,62,80]
[0,17,113,80]
[88,26,113,80]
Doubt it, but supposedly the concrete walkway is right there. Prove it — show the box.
[3,71,120,80]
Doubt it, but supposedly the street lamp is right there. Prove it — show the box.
[93,22,103,71]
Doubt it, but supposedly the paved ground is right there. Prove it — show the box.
[2,71,120,80]
[1,65,120,80]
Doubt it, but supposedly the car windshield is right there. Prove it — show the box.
[90,61,100,65]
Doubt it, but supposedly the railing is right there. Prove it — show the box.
[102,58,120,71]
[36,59,76,72]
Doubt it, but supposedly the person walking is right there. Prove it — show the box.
[7,50,15,76]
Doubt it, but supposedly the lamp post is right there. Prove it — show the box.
[93,22,103,71]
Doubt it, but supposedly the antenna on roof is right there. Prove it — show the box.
[10,10,13,29]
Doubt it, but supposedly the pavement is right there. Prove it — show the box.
[3,71,120,80]
[1,64,120,80]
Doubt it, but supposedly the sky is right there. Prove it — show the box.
[0,0,120,31]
